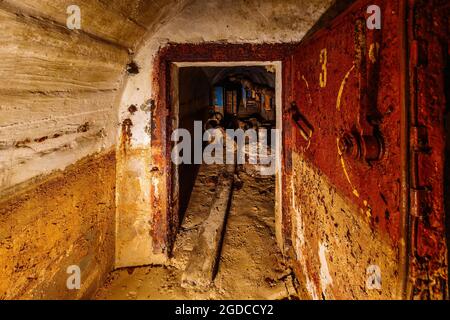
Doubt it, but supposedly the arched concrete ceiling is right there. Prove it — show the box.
[148,0,337,45]
[201,66,275,88]
[2,0,337,50]
[1,0,193,49]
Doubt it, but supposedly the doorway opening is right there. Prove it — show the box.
[168,62,286,291]
[174,65,278,222]
[111,44,294,298]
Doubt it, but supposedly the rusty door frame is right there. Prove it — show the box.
[151,43,295,257]
[399,0,410,300]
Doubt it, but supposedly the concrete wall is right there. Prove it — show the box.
[0,151,115,299]
[0,1,126,299]
[0,0,192,194]
[0,0,190,298]
[288,154,398,299]
[0,5,125,194]
[179,68,211,134]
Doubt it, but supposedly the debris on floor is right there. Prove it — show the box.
[95,166,296,300]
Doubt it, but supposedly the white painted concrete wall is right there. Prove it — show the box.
[0,0,192,194]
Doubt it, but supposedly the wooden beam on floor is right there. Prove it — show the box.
[181,163,235,288]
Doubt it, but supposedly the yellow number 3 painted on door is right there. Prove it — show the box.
[319,48,327,88]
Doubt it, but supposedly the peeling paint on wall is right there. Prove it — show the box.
[319,242,333,298]
[290,175,319,300]
[287,153,399,299]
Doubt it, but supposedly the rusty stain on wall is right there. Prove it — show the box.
[121,118,133,153]
[128,105,138,115]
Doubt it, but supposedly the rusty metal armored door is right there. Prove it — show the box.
[283,0,448,300]
[283,0,408,299]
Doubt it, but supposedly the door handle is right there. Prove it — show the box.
[338,19,384,163]
[290,102,314,141]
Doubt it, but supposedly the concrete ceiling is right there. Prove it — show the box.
[2,0,336,50]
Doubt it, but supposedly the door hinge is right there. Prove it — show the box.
[410,125,431,153]
[410,126,431,218]
[410,39,428,68]
[410,187,431,218]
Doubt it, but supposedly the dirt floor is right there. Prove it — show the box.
[95,164,296,300]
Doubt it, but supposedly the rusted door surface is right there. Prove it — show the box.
[283,0,448,299]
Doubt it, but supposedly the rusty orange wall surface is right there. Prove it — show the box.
[0,151,116,299]
[292,0,402,244]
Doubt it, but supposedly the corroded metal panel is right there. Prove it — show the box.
[287,0,448,299]
[285,0,406,299]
